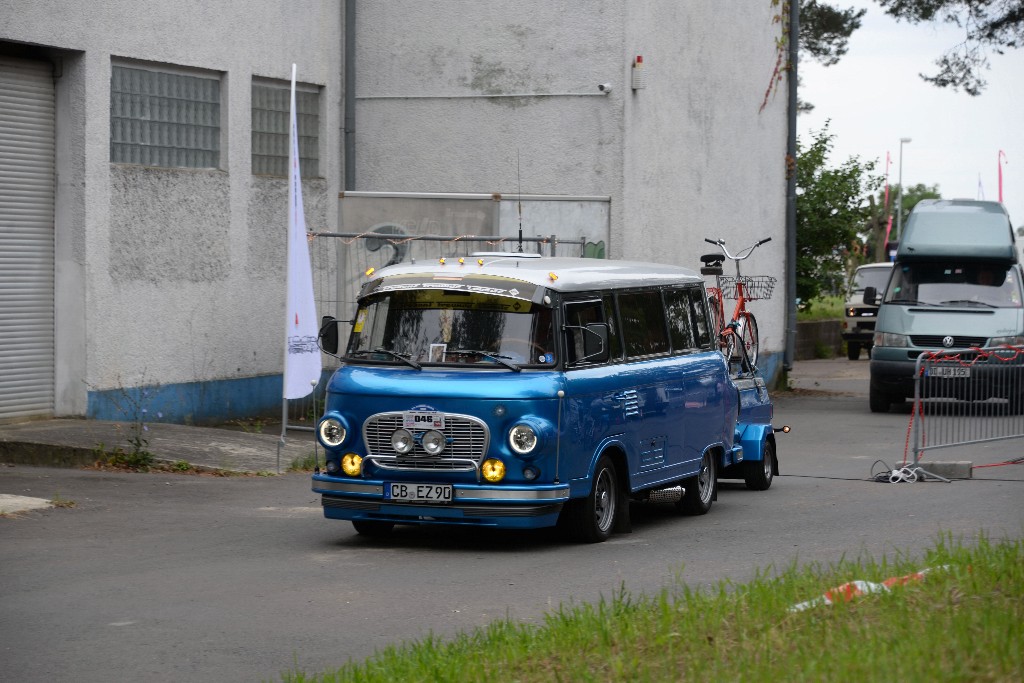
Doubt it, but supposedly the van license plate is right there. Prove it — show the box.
[386,483,452,502]
[928,366,970,378]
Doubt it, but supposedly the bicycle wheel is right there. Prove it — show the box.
[735,312,759,366]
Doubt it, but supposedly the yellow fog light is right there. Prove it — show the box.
[482,458,506,483]
[341,453,363,476]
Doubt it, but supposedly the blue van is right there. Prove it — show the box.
[311,254,782,542]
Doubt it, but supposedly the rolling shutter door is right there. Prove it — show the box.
[0,58,55,420]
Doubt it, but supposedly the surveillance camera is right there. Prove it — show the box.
[598,83,612,93]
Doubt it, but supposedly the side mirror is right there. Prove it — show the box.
[582,323,610,363]
[319,316,340,355]
[863,286,878,306]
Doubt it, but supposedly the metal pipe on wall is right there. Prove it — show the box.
[784,1,799,371]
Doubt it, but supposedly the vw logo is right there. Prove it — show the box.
[942,336,955,348]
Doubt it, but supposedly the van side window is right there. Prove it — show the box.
[688,287,713,349]
[619,291,669,358]
[602,294,623,360]
[564,299,604,366]
[665,288,696,352]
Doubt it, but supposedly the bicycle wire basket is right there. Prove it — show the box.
[718,275,777,300]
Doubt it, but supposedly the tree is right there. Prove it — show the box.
[796,122,881,305]
[803,0,1024,95]
[877,0,1024,95]
[800,0,866,65]
[863,182,942,261]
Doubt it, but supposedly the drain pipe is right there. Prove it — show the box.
[784,1,799,371]
[344,0,356,189]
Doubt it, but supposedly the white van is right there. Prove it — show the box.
[868,199,1021,412]
[842,262,893,360]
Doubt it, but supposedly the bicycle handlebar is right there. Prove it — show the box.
[704,236,772,261]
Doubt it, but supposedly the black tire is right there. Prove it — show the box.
[677,450,716,515]
[869,379,892,413]
[352,520,395,537]
[566,455,619,543]
[735,313,759,366]
[847,342,860,361]
[744,440,775,491]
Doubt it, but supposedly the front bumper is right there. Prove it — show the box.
[311,475,571,529]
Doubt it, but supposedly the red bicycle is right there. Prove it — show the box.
[700,237,776,367]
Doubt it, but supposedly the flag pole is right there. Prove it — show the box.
[279,63,323,472]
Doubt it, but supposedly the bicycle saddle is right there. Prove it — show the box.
[700,253,724,266]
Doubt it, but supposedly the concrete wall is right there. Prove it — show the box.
[1,0,789,421]
[355,0,789,382]
[0,1,344,421]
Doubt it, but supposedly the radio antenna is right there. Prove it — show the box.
[517,149,524,253]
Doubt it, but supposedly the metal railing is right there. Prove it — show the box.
[911,346,1024,478]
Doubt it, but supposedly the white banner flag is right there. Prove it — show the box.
[283,64,322,400]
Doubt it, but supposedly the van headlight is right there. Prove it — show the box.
[318,417,347,447]
[508,423,538,455]
[990,335,1024,347]
[873,332,908,348]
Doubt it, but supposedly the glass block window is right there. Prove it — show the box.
[110,65,220,168]
[252,82,320,177]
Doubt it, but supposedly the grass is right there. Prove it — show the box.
[280,534,1023,682]
[797,294,845,321]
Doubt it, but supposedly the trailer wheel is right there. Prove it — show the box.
[677,450,716,515]
[744,440,775,491]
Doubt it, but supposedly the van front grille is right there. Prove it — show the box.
[362,412,489,471]
[910,335,987,349]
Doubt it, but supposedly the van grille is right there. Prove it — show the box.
[362,412,489,471]
[911,335,987,349]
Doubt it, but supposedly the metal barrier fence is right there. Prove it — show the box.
[281,232,588,439]
[911,347,1024,477]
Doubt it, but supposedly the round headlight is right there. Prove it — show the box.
[318,418,346,447]
[341,453,363,476]
[482,458,506,483]
[391,428,414,454]
[508,424,538,454]
[421,430,446,456]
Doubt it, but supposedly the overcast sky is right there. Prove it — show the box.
[797,0,1024,231]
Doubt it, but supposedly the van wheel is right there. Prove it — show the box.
[869,379,892,413]
[352,520,395,537]
[744,441,775,491]
[566,455,619,543]
[677,451,716,515]
[847,342,860,360]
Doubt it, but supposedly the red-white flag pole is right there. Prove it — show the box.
[998,150,1008,203]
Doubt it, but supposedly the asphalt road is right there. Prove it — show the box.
[2,366,1023,682]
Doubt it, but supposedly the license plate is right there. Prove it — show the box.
[403,411,445,429]
[927,366,971,378]
[386,482,452,503]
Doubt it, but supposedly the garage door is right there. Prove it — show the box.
[0,57,55,420]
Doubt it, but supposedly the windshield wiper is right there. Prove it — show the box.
[889,298,939,307]
[940,299,998,309]
[348,348,421,370]
[447,349,521,372]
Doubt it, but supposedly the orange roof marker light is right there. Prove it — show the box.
[364,267,375,277]
[439,258,446,266]
[478,258,485,266]
[548,272,558,282]
[458,257,465,265]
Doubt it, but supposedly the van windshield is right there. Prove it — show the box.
[885,263,1022,308]
[346,290,556,367]
[852,267,891,294]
